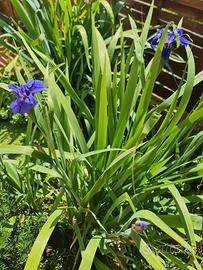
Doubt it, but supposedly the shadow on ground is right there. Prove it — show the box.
[0,122,26,144]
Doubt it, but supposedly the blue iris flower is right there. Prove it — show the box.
[136,221,151,229]
[151,27,191,63]
[131,220,151,233]
[8,80,47,114]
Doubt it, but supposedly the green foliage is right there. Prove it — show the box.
[24,209,63,270]
[0,122,26,144]
[0,187,48,270]
[0,1,202,269]
[0,0,124,91]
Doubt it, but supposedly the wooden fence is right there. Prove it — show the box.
[0,1,17,68]
[119,0,203,108]
[0,1,17,20]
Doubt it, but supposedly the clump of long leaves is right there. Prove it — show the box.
[0,2,203,270]
[0,0,123,90]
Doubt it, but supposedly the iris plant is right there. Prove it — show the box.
[8,80,47,114]
[151,27,191,63]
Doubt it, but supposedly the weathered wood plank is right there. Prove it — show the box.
[169,0,203,12]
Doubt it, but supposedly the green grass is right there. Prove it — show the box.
[0,187,64,270]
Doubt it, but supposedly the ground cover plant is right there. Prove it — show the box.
[0,0,203,269]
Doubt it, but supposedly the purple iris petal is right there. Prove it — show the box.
[131,220,151,233]
[8,79,47,114]
[176,28,183,36]
[10,95,38,114]
[151,28,164,48]
[179,36,191,46]
[8,84,21,97]
[151,36,159,48]
[165,31,176,44]
[10,99,21,114]
[162,47,171,63]
[26,80,48,94]
[137,221,151,228]
[176,28,191,46]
